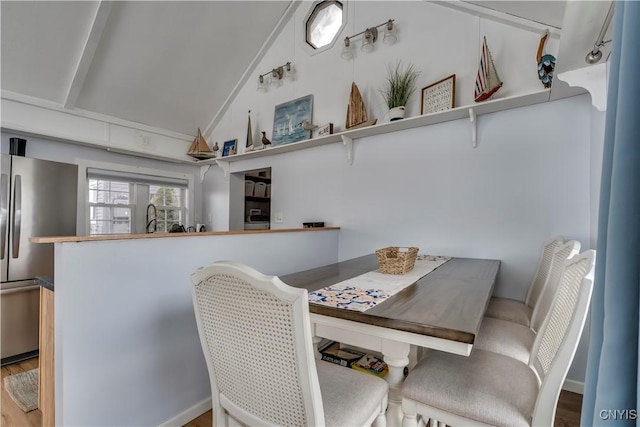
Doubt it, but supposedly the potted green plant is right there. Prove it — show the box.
[380,61,420,121]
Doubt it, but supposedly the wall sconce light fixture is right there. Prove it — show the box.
[341,19,396,60]
[257,62,293,91]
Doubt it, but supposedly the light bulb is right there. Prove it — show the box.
[257,75,266,91]
[284,62,293,79]
[341,37,353,60]
[361,28,377,53]
[361,30,373,52]
[383,20,397,45]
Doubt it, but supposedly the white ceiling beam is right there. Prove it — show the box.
[203,0,303,138]
[3,90,192,141]
[63,1,113,109]
[433,0,562,37]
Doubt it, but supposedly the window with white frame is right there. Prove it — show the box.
[148,184,185,233]
[87,168,190,235]
[88,179,134,234]
[306,1,343,49]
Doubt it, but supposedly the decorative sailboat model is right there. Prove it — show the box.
[245,110,254,152]
[346,82,377,129]
[187,128,215,160]
[474,37,503,102]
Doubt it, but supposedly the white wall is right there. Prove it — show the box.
[565,102,606,384]
[203,0,600,384]
[207,1,559,148]
[54,230,339,426]
[214,95,593,296]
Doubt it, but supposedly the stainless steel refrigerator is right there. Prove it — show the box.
[1,154,77,365]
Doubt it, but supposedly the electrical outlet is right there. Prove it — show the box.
[275,212,284,223]
[208,213,213,222]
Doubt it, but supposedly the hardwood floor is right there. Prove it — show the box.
[0,357,582,427]
[183,409,212,427]
[555,390,584,427]
[182,390,583,427]
[1,357,42,427]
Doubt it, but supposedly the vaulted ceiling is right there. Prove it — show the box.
[1,1,291,137]
[1,1,612,140]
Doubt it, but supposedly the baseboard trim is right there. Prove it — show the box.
[563,379,584,394]
[158,397,212,427]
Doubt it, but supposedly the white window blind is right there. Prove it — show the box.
[87,168,189,187]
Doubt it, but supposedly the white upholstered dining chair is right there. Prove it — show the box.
[191,261,389,427]
[401,250,595,427]
[473,240,581,364]
[484,236,564,327]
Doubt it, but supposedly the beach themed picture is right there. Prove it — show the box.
[272,94,313,146]
[222,139,237,157]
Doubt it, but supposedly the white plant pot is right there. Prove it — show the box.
[389,106,406,121]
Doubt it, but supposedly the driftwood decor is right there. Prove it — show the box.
[346,82,377,130]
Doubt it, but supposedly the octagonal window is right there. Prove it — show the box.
[306,1,343,49]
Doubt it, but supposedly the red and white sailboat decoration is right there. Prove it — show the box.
[474,37,503,102]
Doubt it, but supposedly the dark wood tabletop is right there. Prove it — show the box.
[280,254,500,344]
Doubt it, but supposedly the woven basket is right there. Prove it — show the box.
[375,247,419,275]
[245,180,255,196]
[254,182,267,198]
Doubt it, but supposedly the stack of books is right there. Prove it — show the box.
[319,341,388,378]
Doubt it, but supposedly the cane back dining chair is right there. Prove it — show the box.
[401,250,595,427]
[484,236,564,327]
[473,240,581,364]
[191,261,389,427]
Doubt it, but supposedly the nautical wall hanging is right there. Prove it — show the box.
[474,37,503,102]
[245,110,254,152]
[537,30,556,88]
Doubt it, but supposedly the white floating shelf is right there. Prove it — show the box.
[194,89,550,166]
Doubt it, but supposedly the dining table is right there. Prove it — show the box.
[280,253,500,426]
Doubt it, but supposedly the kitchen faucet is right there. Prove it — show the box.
[146,203,157,233]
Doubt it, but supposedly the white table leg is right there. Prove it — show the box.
[312,335,322,359]
[382,339,410,427]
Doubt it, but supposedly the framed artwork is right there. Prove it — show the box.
[272,94,313,146]
[222,139,237,157]
[421,74,456,115]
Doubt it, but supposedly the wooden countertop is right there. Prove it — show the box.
[29,227,339,244]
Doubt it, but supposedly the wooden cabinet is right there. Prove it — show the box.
[39,286,54,426]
